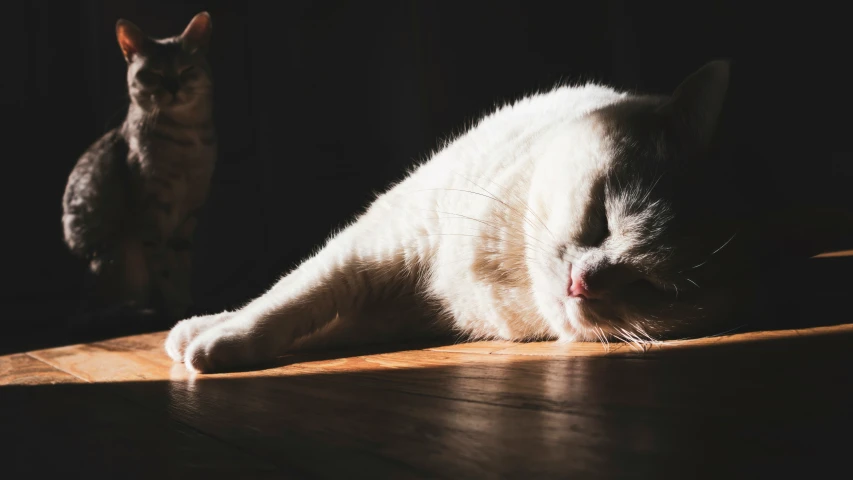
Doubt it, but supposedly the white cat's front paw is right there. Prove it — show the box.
[164,311,233,363]
[182,321,266,373]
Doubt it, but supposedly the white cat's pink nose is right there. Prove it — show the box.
[569,262,644,300]
[568,265,600,299]
[568,281,589,299]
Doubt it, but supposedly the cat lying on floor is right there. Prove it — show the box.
[166,60,786,373]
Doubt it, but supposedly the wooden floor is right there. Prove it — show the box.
[2,252,852,478]
[1,319,852,478]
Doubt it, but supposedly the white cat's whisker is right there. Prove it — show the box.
[451,171,558,240]
[599,327,611,350]
[415,187,549,241]
[420,233,554,260]
[680,231,739,273]
[418,208,557,253]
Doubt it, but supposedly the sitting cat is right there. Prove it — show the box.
[166,60,820,373]
[62,12,216,326]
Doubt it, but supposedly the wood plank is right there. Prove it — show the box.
[127,334,853,478]
[28,331,177,383]
[0,353,81,386]
[813,249,853,258]
[21,323,853,478]
[491,322,853,356]
[28,322,853,378]
[29,332,474,382]
[0,361,284,477]
[28,335,522,476]
[427,340,517,354]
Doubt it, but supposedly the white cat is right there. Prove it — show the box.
[167,60,742,373]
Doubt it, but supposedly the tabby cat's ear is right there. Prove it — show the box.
[116,19,145,62]
[658,60,731,151]
[180,12,212,54]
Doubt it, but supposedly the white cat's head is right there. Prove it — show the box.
[526,61,745,342]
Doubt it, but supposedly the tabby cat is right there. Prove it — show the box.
[62,12,216,325]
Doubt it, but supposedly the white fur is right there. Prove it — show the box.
[166,83,632,372]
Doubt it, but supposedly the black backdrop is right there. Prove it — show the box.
[3,1,852,342]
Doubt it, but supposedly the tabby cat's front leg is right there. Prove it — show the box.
[165,209,420,373]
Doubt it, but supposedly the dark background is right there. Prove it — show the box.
[2,1,851,347]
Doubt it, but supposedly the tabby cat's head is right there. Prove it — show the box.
[116,12,213,111]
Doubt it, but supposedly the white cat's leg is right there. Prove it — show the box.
[164,310,234,362]
[172,203,426,372]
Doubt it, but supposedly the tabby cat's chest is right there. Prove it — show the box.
[140,123,216,166]
[132,123,217,202]
[127,119,217,239]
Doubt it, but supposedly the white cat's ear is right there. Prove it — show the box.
[180,12,213,54]
[659,60,731,150]
[116,19,145,62]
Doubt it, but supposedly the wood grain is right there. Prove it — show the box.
[5,252,853,477]
[813,249,853,257]
[8,320,852,478]
[0,356,284,477]
[0,353,81,386]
